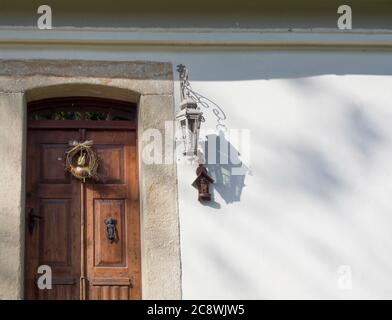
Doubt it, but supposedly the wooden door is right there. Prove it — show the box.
[25,98,140,300]
[25,130,81,299]
[85,130,140,300]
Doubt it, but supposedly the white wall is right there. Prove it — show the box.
[175,52,392,299]
[2,43,392,299]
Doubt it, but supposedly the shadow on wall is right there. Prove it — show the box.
[175,51,392,82]
[200,132,250,207]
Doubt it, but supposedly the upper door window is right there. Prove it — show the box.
[28,97,137,122]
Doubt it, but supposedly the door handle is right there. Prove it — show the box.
[104,218,116,243]
[28,208,43,235]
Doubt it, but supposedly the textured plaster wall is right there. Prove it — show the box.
[0,93,25,299]
[138,94,181,299]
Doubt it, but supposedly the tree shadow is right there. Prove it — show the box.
[346,106,385,160]
[286,144,345,204]
[200,131,250,205]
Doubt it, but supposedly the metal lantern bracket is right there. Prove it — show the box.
[177,64,213,202]
[176,65,205,157]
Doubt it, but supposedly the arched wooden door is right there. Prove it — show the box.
[24,97,141,300]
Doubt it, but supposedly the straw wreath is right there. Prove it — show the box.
[65,140,99,182]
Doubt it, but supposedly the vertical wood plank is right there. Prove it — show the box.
[57,285,64,300]
[112,286,119,300]
[102,286,110,300]
[119,286,129,300]
[90,286,99,300]
[66,286,72,300]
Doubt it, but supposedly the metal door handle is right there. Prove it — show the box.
[28,208,43,235]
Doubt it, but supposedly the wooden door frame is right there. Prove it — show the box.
[25,97,141,300]
[0,59,181,300]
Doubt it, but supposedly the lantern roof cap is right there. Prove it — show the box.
[180,98,198,109]
[176,100,203,120]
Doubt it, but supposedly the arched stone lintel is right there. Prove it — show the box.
[25,83,140,104]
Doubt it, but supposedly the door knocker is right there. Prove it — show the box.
[104,218,116,243]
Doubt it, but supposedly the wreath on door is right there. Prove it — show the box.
[65,140,99,182]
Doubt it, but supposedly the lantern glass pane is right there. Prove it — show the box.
[191,127,199,156]
[180,120,187,139]
[188,119,196,133]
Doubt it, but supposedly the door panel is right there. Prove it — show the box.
[95,146,125,184]
[94,199,126,267]
[40,144,72,184]
[85,130,141,300]
[25,130,81,300]
[39,199,72,267]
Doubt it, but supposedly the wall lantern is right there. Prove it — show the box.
[176,98,204,156]
[176,64,204,157]
[192,164,214,202]
[176,64,214,202]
